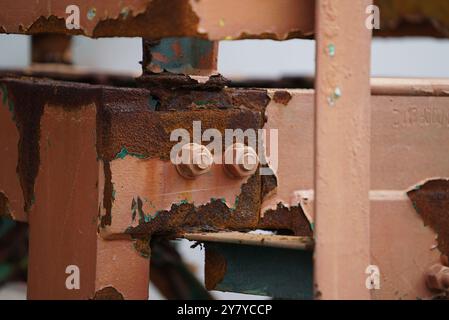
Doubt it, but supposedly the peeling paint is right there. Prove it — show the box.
[125,173,261,238]
[273,90,292,105]
[408,179,449,257]
[92,286,124,300]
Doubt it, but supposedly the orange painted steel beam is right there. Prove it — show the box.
[0,0,314,40]
[2,0,449,39]
[313,0,372,299]
[26,97,150,300]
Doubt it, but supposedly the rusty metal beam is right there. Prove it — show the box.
[185,232,314,250]
[31,34,72,65]
[2,0,449,39]
[313,0,372,300]
[0,0,314,40]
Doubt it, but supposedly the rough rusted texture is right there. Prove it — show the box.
[1,0,197,38]
[4,0,449,39]
[260,168,278,200]
[408,179,449,257]
[273,90,292,105]
[126,174,261,238]
[1,78,100,212]
[92,286,125,300]
[93,0,198,38]
[205,245,227,291]
[375,0,449,37]
[259,204,313,237]
[142,38,218,76]
[100,162,113,228]
[98,80,269,162]
[31,34,72,64]
[0,75,315,242]
[133,237,151,258]
[0,0,314,40]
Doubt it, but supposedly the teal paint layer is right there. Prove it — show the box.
[208,243,313,299]
[114,147,146,160]
[151,37,215,74]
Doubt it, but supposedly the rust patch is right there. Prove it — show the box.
[134,237,151,258]
[126,174,261,238]
[408,179,449,257]
[92,286,124,300]
[25,15,82,36]
[273,90,292,105]
[376,0,449,38]
[205,245,227,290]
[98,85,268,162]
[100,161,112,228]
[2,78,100,212]
[93,0,200,38]
[258,203,313,237]
[260,166,278,200]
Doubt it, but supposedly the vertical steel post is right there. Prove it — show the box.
[31,34,72,65]
[314,0,372,299]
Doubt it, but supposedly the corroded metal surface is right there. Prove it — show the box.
[2,0,449,38]
[255,83,449,299]
[0,75,314,242]
[0,0,314,40]
[2,71,449,299]
[408,179,449,258]
[376,0,449,37]
[0,84,25,221]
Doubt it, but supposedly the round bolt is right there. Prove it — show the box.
[175,143,213,179]
[223,143,259,178]
[425,263,449,292]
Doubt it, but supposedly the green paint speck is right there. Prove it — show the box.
[328,44,336,57]
[87,8,96,20]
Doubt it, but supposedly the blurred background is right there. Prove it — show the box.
[1,35,449,299]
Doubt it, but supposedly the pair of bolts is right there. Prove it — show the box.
[175,143,259,179]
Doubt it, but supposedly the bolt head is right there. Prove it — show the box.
[223,143,259,178]
[175,143,213,179]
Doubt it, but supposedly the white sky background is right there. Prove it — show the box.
[1,36,449,78]
[1,35,449,300]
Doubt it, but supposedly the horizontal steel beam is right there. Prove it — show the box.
[1,0,449,39]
